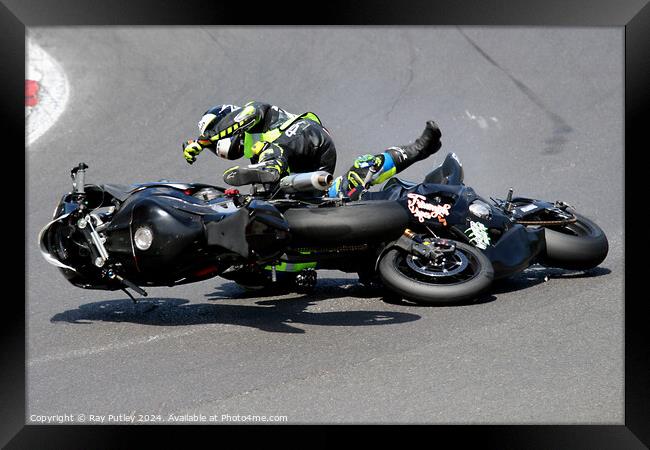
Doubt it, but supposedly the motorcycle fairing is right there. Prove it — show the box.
[206,208,250,257]
[423,152,465,185]
[39,212,122,290]
[483,224,545,279]
[127,196,206,277]
[39,212,79,271]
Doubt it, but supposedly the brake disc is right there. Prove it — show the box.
[405,251,469,278]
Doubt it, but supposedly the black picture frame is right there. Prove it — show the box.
[3,0,648,446]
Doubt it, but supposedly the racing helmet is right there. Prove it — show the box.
[197,104,239,135]
[197,104,244,160]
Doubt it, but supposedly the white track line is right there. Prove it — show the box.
[28,328,205,366]
[26,38,70,147]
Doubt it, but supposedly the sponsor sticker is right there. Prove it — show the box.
[465,220,491,249]
[407,193,451,225]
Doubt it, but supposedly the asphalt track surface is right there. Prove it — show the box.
[26,27,623,424]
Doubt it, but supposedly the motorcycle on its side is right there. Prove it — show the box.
[39,154,608,305]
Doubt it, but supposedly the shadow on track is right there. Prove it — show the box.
[380,266,610,306]
[491,265,612,295]
[49,267,610,331]
[203,277,377,301]
[207,277,499,308]
[50,278,421,333]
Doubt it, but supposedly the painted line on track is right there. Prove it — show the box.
[26,38,70,147]
[28,328,206,366]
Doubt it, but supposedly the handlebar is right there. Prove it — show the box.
[71,162,89,195]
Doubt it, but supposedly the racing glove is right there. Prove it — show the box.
[347,154,385,189]
[183,140,203,164]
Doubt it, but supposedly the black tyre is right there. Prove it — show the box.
[539,213,608,270]
[378,241,494,305]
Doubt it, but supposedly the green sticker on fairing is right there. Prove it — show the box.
[465,221,491,249]
[264,262,317,272]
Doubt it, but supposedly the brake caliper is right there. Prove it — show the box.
[412,238,456,262]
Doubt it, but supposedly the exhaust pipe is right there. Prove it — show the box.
[279,171,333,193]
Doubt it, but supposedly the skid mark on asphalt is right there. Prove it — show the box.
[199,28,238,67]
[385,31,417,122]
[457,28,573,154]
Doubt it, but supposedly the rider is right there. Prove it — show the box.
[182,101,442,197]
[182,102,336,186]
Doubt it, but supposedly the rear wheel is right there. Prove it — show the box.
[378,240,493,305]
[539,213,608,270]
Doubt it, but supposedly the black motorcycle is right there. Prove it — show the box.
[39,154,608,305]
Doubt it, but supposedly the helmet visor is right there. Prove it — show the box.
[198,113,218,135]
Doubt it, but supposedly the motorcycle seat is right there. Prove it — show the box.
[283,201,409,246]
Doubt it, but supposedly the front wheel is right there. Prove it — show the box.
[538,213,608,270]
[378,240,494,305]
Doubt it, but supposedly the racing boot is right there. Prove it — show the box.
[223,165,280,186]
[388,120,442,164]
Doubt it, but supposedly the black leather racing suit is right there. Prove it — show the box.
[198,102,336,184]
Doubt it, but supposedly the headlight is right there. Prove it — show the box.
[469,200,492,219]
[134,226,153,251]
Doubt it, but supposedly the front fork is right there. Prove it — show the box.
[69,162,148,300]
